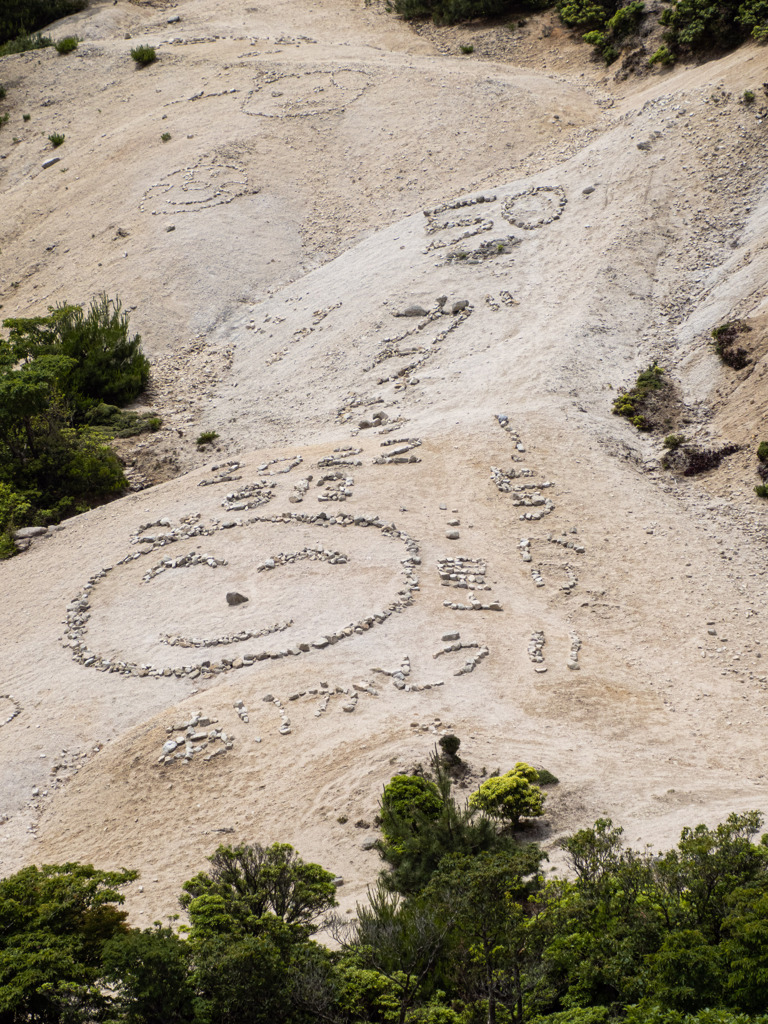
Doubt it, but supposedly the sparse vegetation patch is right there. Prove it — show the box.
[0,31,52,55]
[612,362,668,431]
[712,319,751,370]
[682,443,740,476]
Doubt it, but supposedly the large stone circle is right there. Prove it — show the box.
[62,512,420,679]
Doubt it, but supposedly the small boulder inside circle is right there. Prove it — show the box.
[226,592,249,606]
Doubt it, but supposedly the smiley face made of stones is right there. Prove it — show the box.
[62,510,420,679]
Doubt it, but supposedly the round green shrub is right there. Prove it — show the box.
[55,35,78,53]
[131,43,156,66]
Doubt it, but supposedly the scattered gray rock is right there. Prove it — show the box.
[226,592,249,606]
[14,526,47,539]
[42,157,60,169]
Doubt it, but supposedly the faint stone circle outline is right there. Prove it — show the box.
[500,185,567,230]
[241,67,369,118]
[140,160,253,215]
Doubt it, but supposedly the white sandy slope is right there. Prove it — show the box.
[0,0,767,927]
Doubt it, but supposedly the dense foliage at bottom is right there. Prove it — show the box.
[2,752,768,1024]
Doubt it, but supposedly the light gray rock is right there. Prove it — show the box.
[14,526,47,539]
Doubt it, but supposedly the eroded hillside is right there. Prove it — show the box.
[0,0,767,927]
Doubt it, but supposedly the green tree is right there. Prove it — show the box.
[0,481,30,557]
[0,296,153,556]
[390,0,550,25]
[651,812,768,942]
[4,294,149,416]
[723,889,768,1012]
[353,882,451,1024]
[469,765,545,831]
[645,930,726,1012]
[101,924,194,1024]
[424,848,546,1024]
[379,756,513,895]
[0,862,137,1023]
[191,928,292,1024]
[180,842,338,939]
[380,775,444,844]
[659,0,760,50]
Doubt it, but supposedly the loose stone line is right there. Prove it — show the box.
[315,472,354,501]
[454,646,490,676]
[222,480,276,511]
[318,447,363,468]
[373,438,422,464]
[437,556,491,591]
[256,455,303,475]
[142,550,227,584]
[546,529,586,554]
[159,711,235,765]
[495,413,526,452]
[289,478,311,503]
[371,655,411,689]
[433,640,480,657]
[0,695,22,726]
[568,634,582,671]
[445,236,520,264]
[490,465,556,521]
[443,595,503,612]
[256,546,348,570]
[424,218,495,253]
[241,67,370,119]
[423,193,498,217]
[425,213,494,236]
[141,162,252,215]
[160,620,293,649]
[366,303,473,389]
[198,461,243,486]
[529,631,547,672]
